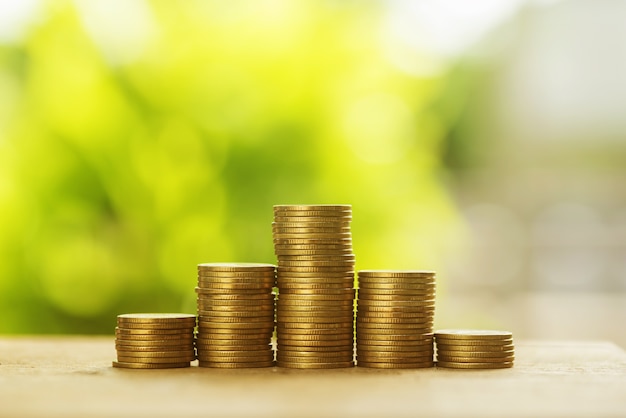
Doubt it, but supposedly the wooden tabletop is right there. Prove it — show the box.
[1,337,625,417]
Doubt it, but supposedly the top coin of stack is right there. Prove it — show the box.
[356,270,436,369]
[434,329,514,369]
[113,313,196,369]
[195,263,276,368]
[273,204,355,369]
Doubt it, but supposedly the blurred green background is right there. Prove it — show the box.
[0,0,462,334]
[2,0,626,345]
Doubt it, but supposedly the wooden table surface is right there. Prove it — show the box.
[1,337,625,417]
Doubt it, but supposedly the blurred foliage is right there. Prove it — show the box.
[0,0,464,334]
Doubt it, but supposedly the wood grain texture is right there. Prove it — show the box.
[1,337,625,417]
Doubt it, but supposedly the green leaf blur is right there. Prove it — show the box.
[0,0,461,334]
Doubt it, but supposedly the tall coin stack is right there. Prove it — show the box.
[195,263,276,368]
[273,204,355,369]
[434,329,514,369]
[113,313,196,369]
[356,270,436,368]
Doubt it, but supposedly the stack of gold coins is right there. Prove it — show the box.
[195,263,276,368]
[356,270,436,368]
[273,204,355,369]
[434,329,514,369]
[113,313,196,369]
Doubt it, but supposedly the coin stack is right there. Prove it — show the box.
[434,329,514,369]
[356,270,436,368]
[273,204,355,369]
[195,263,276,368]
[113,313,196,369]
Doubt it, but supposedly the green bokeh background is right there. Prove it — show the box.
[0,0,469,334]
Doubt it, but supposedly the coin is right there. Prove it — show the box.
[435,344,514,352]
[434,330,513,340]
[357,345,433,353]
[436,355,515,363]
[276,354,353,363]
[112,361,191,369]
[358,270,436,277]
[116,355,195,363]
[198,360,275,368]
[357,361,434,369]
[197,263,276,271]
[276,360,354,369]
[434,338,513,346]
[436,361,514,369]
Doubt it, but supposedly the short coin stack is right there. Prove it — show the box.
[195,263,276,368]
[435,329,514,369]
[113,313,196,369]
[356,270,436,368]
[273,204,355,369]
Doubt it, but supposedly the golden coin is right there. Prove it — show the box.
[115,337,194,346]
[358,270,436,278]
[276,360,354,369]
[198,360,275,368]
[195,290,272,299]
[115,337,194,345]
[278,345,354,354]
[357,311,434,319]
[356,355,433,363]
[197,349,272,357]
[277,265,355,272]
[357,298,436,306]
[357,346,433,354]
[277,272,355,280]
[276,355,353,364]
[434,338,513,346]
[197,322,275,330]
[197,271,275,278]
[197,310,274,318]
[198,360,275,369]
[356,306,434,313]
[115,328,193,336]
[357,294,436,303]
[436,361,514,369]
[197,303,274,312]
[273,231,352,238]
[197,301,274,309]
[116,355,195,364]
[274,209,352,218]
[277,296,354,303]
[277,332,352,341]
[197,355,274,364]
[436,355,515,363]
[278,289,354,297]
[197,263,276,271]
[274,243,353,250]
[196,325,274,334]
[115,344,195,352]
[277,319,352,327]
[434,330,513,340]
[275,251,356,258]
[435,344,514,352]
[116,349,196,357]
[274,239,353,247]
[198,314,273,322]
[356,334,433,342]
[437,347,514,356]
[117,313,196,322]
[277,282,354,290]
[276,309,353,317]
[277,341,353,349]
[275,326,352,336]
[357,361,434,369]
[112,361,190,369]
[357,289,435,297]
[272,221,352,228]
[195,343,271,350]
[276,349,353,358]
[196,283,274,291]
[274,204,351,211]
[196,334,270,343]
[279,260,355,267]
